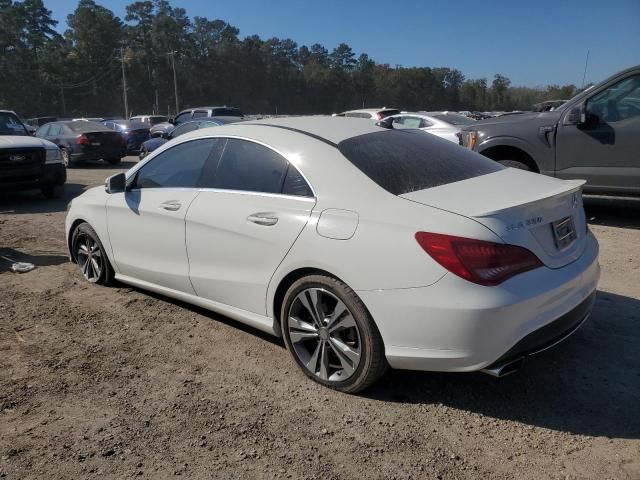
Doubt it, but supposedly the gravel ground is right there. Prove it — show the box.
[1,158,639,480]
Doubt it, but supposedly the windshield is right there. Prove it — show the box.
[338,129,503,195]
[0,112,28,136]
[432,113,475,126]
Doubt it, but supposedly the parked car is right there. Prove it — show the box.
[66,116,599,392]
[148,122,174,138]
[102,119,150,154]
[139,118,233,159]
[25,116,57,128]
[460,64,640,195]
[385,111,476,143]
[333,108,401,121]
[129,115,168,126]
[72,117,104,122]
[172,107,244,125]
[0,110,65,198]
[35,120,126,167]
[532,100,568,112]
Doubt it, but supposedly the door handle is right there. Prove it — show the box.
[159,200,181,211]
[247,213,279,226]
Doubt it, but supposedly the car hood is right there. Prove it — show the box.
[0,135,57,149]
[462,111,562,131]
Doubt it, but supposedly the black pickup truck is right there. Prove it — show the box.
[460,65,640,196]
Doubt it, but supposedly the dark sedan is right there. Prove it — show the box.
[102,119,150,154]
[139,118,232,159]
[35,121,126,167]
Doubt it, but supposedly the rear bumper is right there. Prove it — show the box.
[0,163,66,191]
[71,147,125,161]
[358,231,600,372]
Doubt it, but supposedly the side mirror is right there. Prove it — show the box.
[105,172,126,194]
[563,104,585,126]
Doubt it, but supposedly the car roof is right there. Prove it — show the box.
[341,108,399,114]
[238,116,382,144]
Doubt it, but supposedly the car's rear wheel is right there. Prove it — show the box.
[498,160,531,171]
[281,275,387,393]
[71,222,114,285]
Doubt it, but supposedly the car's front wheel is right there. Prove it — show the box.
[71,222,114,285]
[281,274,387,393]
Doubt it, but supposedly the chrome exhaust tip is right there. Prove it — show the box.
[481,357,525,377]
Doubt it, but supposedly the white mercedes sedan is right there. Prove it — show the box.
[65,117,600,393]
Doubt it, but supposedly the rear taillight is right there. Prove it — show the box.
[415,232,542,286]
[76,134,90,145]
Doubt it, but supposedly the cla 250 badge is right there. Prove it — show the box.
[506,216,543,232]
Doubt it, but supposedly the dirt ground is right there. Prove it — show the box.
[1,158,639,480]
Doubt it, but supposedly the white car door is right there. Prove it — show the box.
[186,138,315,315]
[106,138,218,293]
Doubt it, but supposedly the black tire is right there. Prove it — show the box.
[41,184,64,199]
[281,274,388,393]
[60,148,71,168]
[71,222,115,286]
[498,160,531,171]
[106,157,122,165]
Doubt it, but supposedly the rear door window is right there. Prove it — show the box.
[338,129,503,195]
[210,139,289,194]
[174,112,192,125]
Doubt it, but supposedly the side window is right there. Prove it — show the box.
[171,122,200,138]
[420,119,433,128]
[586,75,640,123]
[173,112,192,125]
[192,110,208,119]
[282,165,313,197]
[49,124,62,136]
[402,117,423,128]
[212,139,288,194]
[35,124,51,137]
[134,139,216,189]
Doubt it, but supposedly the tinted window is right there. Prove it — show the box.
[48,124,63,136]
[35,124,51,137]
[211,107,243,117]
[174,112,192,125]
[192,110,208,119]
[68,121,111,132]
[213,139,288,193]
[282,166,313,197]
[338,130,503,195]
[171,122,200,138]
[586,75,640,123]
[134,139,216,189]
[0,112,27,136]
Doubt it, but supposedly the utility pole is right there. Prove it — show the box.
[121,47,129,119]
[169,51,179,114]
[60,84,66,116]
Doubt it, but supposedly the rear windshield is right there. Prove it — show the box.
[68,121,111,132]
[211,108,243,117]
[338,129,503,195]
[378,109,400,118]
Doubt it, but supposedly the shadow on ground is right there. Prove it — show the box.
[365,290,640,439]
[0,183,86,215]
[584,195,640,229]
[0,247,68,272]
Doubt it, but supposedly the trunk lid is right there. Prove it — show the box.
[83,131,124,147]
[400,168,588,269]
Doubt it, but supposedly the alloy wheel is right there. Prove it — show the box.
[287,288,362,382]
[61,149,69,167]
[75,233,103,283]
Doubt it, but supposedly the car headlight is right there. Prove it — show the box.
[45,148,63,164]
[461,131,478,150]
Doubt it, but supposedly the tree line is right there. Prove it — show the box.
[1,0,581,118]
